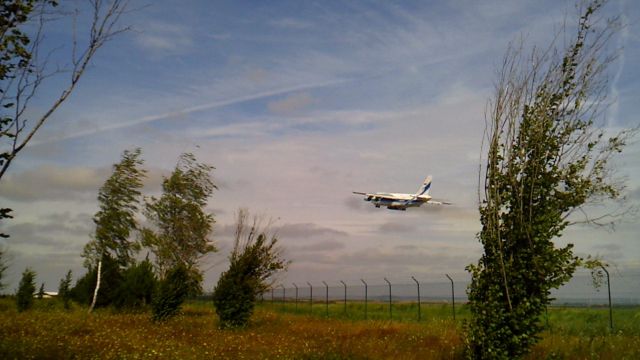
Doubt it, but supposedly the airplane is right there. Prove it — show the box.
[352,175,451,211]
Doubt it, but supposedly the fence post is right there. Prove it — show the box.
[322,281,329,317]
[601,265,613,331]
[280,285,286,311]
[293,283,299,312]
[384,277,392,320]
[340,280,347,314]
[545,306,550,330]
[361,279,368,320]
[445,274,455,320]
[307,282,313,314]
[412,276,421,322]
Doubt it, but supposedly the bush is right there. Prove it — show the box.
[213,267,257,327]
[152,265,189,321]
[213,209,288,328]
[115,259,156,309]
[16,268,36,312]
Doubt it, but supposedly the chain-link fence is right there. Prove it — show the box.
[257,269,640,325]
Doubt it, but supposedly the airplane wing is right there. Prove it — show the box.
[353,192,400,200]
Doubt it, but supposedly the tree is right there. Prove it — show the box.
[0,246,8,291]
[0,0,129,180]
[71,254,123,307]
[37,282,44,299]
[213,209,288,328]
[143,153,217,297]
[16,267,36,311]
[83,148,145,312]
[0,0,130,237]
[58,270,72,310]
[465,1,634,358]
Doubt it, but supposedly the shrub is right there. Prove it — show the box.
[213,266,257,327]
[213,209,288,328]
[115,258,156,309]
[152,265,189,321]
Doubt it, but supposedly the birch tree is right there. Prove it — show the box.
[84,148,145,312]
[0,0,130,237]
[143,153,216,297]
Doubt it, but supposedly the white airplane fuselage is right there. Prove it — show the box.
[354,176,446,211]
[365,193,432,210]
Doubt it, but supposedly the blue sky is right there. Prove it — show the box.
[0,0,639,297]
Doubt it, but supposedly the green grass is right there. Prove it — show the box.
[260,299,640,336]
[261,299,466,322]
[0,297,638,359]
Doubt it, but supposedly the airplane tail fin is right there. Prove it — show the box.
[415,175,432,196]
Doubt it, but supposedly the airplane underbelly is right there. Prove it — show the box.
[374,199,408,208]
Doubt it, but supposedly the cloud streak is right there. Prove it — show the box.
[32,77,354,146]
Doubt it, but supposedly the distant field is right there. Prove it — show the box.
[1,298,638,359]
[259,299,640,336]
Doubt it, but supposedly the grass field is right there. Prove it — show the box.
[1,298,639,359]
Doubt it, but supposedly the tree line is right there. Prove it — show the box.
[0,0,287,329]
[5,149,288,327]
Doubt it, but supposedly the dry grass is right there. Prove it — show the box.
[1,299,638,359]
[0,299,462,359]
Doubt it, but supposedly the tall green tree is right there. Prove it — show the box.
[37,282,44,299]
[0,246,8,291]
[16,267,36,312]
[213,209,289,328]
[466,1,634,358]
[84,148,146,312]
[58,270,72,310]
[0,0,130,237]
[143,153,217,296]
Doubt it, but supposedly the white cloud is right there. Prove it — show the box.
[0,165,109,202]
[0,164,165,203]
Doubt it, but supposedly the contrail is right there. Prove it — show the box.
[607,0,629,128]
[32,77,352,146]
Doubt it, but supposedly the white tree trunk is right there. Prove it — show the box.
[88,259,102,313]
